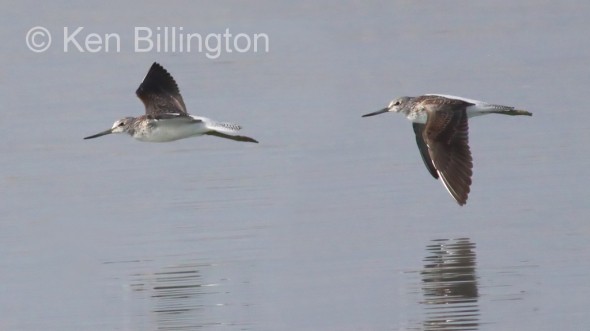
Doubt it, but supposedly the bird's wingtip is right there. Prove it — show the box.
[513,109,532,116]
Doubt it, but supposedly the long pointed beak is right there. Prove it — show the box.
[362,107,390,118]
[84,128,113,139]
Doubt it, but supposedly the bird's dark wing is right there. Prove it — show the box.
[412,123,438,179]
[136,62,188,116]
[205,131,259,143]
[422,101,473,206]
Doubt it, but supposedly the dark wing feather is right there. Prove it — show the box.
[422,100,473,205]
[412,123,438,179]
[149,113,200,121]
[205,131,259,143]
[136,62,188,116]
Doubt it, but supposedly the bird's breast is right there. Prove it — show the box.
[407,110,428,124]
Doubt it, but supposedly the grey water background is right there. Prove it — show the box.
[1,1,589,330]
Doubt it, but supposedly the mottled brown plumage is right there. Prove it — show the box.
[363,94,532,205]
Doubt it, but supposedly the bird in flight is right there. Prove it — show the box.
[362,94,532,205]
[84,62,258,143]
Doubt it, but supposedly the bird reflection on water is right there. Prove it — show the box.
[420,238,479,331]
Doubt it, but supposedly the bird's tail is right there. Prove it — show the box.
[213,121,243,133]
[486,106,532,116]
[198,117,258,143]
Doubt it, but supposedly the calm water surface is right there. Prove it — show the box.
[1,1,589,330]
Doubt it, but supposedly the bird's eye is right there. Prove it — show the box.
[118,122,125,127]
[394,101,401,106]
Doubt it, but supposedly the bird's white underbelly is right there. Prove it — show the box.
[134,121,209,142]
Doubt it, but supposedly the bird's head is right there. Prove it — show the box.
[110,117,134,134]
[362,96,412,117]
[83,117,134,139]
